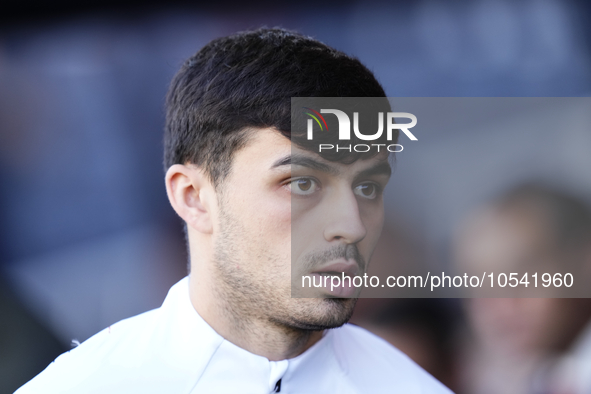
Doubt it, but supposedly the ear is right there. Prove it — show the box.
[165,164,215,234]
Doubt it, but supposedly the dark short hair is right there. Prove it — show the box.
[164,27,388,187]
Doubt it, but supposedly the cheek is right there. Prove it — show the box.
[254,202,292,277]
[359,202,385,253]
[229,175,291,227]
[256,192,291,237]
[234,185,292,260]
[290,203,327,261]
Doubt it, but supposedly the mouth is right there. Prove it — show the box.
[309,259,361,298]
[311,260,360,277]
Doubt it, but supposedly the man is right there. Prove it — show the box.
[17,28,451,393]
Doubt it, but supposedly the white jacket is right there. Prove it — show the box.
[16,277,453,394]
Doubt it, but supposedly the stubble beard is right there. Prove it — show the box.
[211,195,357,335]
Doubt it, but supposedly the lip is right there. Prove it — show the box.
[311,259,360,277]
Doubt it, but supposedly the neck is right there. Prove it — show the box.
[188,264,324,361]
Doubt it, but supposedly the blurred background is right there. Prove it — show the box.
[2,0,591,392]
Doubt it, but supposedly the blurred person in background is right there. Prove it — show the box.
[454,183,591,394]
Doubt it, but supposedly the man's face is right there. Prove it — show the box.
[211,128,390,331]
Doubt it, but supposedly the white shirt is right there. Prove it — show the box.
[16,277,453,394]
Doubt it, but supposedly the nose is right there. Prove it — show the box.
[323,187,367,244]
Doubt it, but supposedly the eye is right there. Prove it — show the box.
[354,183,380,199]
[289,178,319,196]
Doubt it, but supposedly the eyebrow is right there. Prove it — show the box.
[356,161,392,180]
[272,154,392,179]
[272,154,339,175]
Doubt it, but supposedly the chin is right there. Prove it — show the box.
[280,298,358,331]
